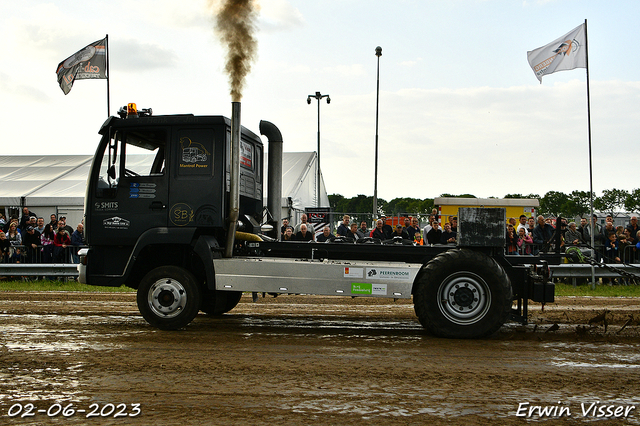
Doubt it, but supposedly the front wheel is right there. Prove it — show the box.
[413,249,512,338]
[137,266,201,330]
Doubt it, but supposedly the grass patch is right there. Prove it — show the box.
[0,280,135,292]
[555,282,640,297]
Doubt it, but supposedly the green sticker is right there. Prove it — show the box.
[351,283,372,295]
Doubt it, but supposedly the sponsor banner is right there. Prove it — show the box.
[343,267,363,278]
[365,267,412,281]
[351,283,387,295]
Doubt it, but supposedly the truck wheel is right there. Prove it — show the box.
[413,249,512,339]
[137,266,201,330]
[200,289,243,315]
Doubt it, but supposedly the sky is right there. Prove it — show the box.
[1,0,639,203]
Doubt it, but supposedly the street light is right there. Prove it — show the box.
[307,91,330,207]
[373,46,382,219]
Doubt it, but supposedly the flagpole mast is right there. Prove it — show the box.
[106,34,110,117]
[584,19,596,289]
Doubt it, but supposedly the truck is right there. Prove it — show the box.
[78,102,556,339]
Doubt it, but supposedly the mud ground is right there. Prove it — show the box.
[0,291,639,425]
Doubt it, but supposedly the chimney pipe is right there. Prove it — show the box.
[225,102,242,258]
[260,120,283,240]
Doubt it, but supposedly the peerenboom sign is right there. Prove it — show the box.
[56,37,107,95]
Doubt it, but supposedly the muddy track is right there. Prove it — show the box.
[1,292,639,425]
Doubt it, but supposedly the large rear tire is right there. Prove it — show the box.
[137,266,201,330]
[200,289,243,315]
[413,249,512,338]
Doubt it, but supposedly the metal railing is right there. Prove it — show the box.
[0,245,85,278]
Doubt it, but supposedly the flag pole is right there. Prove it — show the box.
[106,34,110,117]
[584,19,596,288]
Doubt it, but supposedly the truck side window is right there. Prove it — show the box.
[122,129,167,177]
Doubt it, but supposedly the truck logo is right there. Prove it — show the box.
[170,203,194,226]
[180,137,210,163]
[103,216,131,229]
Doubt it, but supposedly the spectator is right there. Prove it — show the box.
[0,231,10,263]
[280,218,289,236]
[601,221,615,246]
[6,222,23,263]
[355,223,367,240]
[379,215,393,239]
[578,217,589,241]
[508,217,517,228]
[295,224,314,242]
[71,223,85,264]
[440,222,456,244]
[505,224,519,254]
[0,214,5,228]
[58,217,74,237]
[450,216,458,233]
[422,216,435,239]
[23,226,41,263]
[406,217,420,240]
[414,232,423,245]
[516,215,528,234]
[587,215,603,245]
[53,227,72,262]
[517,227,534,255]
[49,214,58,229]
[40,224,55,263]
[294,214,314,235]
[316,226,335,243]
[391,224,410,240]
[336,215,350,237]
[347,223,362,241]
[426,222,442,245]
[532,215,555,251]
[359,221,368,238]
[403,217,411,230]
[604,232,620,263]
[526,217,536,235]
[565,222,586,246]
[282,226,295,241]
[19,207,37,231]
[35,217,45,234]
[627,216,639,245]
[371,219,386,240]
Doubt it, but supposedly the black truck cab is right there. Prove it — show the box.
[83,106,263,288]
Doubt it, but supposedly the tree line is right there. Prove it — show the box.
[328,188,640,219]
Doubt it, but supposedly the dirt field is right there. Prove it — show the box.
[1,291,640,425]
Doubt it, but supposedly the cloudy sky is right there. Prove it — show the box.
[1,0,638,202]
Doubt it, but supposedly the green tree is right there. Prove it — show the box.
[594,189,629,216]
[625,188,640,213]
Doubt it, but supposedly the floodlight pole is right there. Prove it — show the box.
[307,91,330,207]
[373,46,382,219]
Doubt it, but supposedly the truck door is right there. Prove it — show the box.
[90,127,169,246]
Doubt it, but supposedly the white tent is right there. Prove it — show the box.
[0,153,329,227]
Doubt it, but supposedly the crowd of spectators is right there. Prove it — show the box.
[0,207,85,264]
[280,211,640,265]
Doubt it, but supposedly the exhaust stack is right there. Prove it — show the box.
[225,102,242,258]
[260,120,283,240]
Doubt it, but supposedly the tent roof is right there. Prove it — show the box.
[0,153,330,209]
[0,156,93,206]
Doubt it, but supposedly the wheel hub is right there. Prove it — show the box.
[148,278,187,319]
[438,272,491,325]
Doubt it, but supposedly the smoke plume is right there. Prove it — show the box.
[213,0,259,102]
